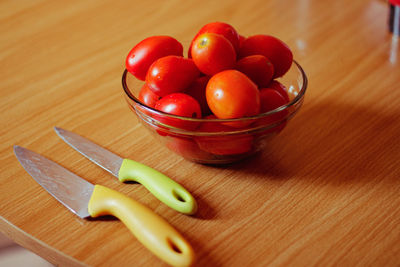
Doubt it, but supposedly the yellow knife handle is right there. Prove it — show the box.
[88,185,195,267]
[118,159,197,215]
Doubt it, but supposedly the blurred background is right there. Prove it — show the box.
[0,233,52,266]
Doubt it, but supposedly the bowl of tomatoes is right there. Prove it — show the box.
[122,22,307,164]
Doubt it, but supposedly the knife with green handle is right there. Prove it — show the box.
[13,146,195,267]
[54,127,197,215]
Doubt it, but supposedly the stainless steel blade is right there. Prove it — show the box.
[14,146,93,218]
[54,127,123,178]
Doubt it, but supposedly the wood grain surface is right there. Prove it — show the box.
[1,0,400,266]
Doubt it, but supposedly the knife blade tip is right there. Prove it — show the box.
[54,127,67,136]
[13,145,26,158]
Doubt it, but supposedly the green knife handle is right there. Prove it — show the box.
[118,159,197,215]
[88,185,195,267]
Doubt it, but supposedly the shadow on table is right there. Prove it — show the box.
[224,99,400,184]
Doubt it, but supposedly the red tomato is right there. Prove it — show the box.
[259,88,288,113]
[206,70,260,120]
[238,34,246,49]
[191,33,236,76]
[126,36,183,81]
[165,136,212,161]
[256,88,289,133]
[154,93,201,130]
[146,56,200,97]
[188,22,240,57]
[267,80,290,102]
[239,35,293,78]
[195,115,253,155]
[185,76,212,116]
[138,83,161,108]
[235,55,274,88]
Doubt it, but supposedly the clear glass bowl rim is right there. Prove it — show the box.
[121,60,307,123]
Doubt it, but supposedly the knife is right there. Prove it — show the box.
[54,127,197,215]
[13,146,194,267]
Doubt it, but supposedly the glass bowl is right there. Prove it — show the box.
[122,61,307,164]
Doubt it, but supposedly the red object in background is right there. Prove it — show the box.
[389,0,400,35]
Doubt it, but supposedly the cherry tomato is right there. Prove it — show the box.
[188,22,240,57]
[154,93,201,130]
[259,88,288,113]
[267,80,290,102]
[238,34,246,49]
[191,33,236,76]
[206,70,260,119]
[126,36,183,81]
[235,55,274,88]
[256,88,289,133]
[195,115,253,155]
[138,83,161,108]
[146,56,200,97]
[185,76,212,116]
[165,136,212,161]
[239,35,293,78]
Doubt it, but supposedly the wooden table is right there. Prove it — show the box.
[1,0,400,266]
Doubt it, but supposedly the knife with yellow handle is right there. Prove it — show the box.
[54,127,197,215]
[14,146,195,267]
